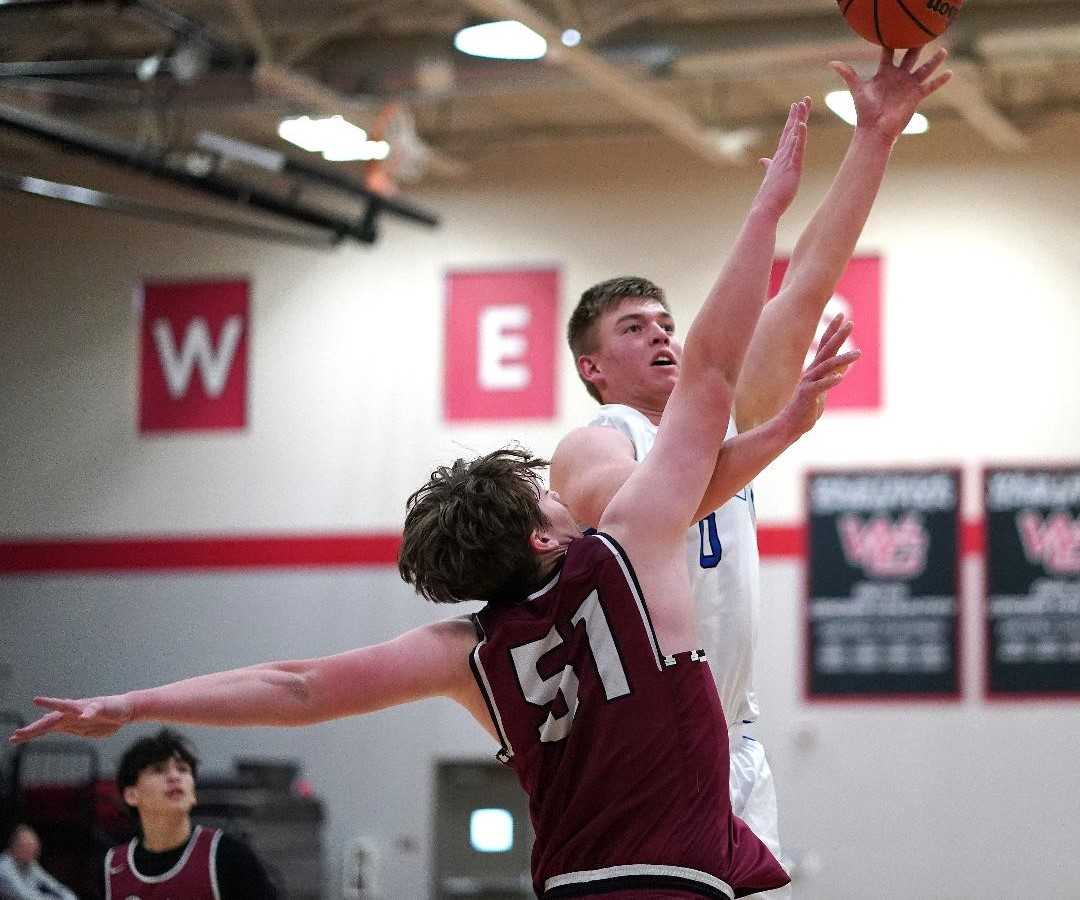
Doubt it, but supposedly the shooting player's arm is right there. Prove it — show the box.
[550,426,638,529]
[735,48,951,432]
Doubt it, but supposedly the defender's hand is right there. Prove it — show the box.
[831,47,952,144]
[779,313,861,437]
[754,97,810,219]
[8,694,134,744]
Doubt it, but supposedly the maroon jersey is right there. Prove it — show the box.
[471,532,789,899]
[105,825,221,900]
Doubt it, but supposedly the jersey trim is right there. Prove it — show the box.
[527,569,562,600]
[125,824,207,884]
[591,532,664,672]
[469,614,516,761]
[543,863,733,899]
[208,829,222,900]
[103,848,115,900]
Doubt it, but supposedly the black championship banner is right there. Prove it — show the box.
[807,470,961,698]
[985,467,1080,697]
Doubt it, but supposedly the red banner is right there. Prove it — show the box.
[444,268,558,421]
[139,279,249,433]
[769,255,881,410]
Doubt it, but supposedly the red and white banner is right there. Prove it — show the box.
[444,268,558,421]
[139,279,249,433]
[769,255,881,410]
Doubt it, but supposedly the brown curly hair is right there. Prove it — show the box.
[399,447,551,604]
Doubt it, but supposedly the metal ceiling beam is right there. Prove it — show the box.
[939,60,1030,152]
[0,170,337,248]
[0,0,110,9]
[584,0,687,42]
[458,0,738,167]
[224,0,275,63]
[279,7,378,67]
[0,100,438,242]
[673,39,879,80]
[0,59,146,79]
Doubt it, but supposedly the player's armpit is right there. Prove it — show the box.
[550,426,638,529]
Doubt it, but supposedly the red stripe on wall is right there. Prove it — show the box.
[0,522,985,573]
[0,535,402,573]
[756,525,804,558]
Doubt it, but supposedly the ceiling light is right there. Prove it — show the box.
[561,29,582,48]
[825,91,928,135]
[453,20,547,60]
[322,140,390,162]
[278,116,390,162]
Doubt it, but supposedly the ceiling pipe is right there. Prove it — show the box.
[0,100,439,243]
[0,170,338,248]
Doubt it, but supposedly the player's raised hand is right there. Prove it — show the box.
[8,694,134,744]
[754,97,810,218]
[830,46,952,144]
[779,313,861,437]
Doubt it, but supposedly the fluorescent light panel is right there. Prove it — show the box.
[454,20,547,60]
[825,91,928,135]
[277,115,391,161]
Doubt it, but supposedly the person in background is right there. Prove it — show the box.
[104,729,278,900]
[0,824,77,900]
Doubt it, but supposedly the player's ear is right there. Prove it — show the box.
[528,526,559,556]
[528,527,549,553]
[122,785,140,809]
[577,354,605,393]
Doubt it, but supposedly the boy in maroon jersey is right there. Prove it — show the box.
[10,99,856,898]
[105,729,279,900]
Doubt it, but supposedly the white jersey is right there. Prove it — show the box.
[590,403,761,726]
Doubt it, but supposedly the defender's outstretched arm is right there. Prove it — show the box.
[9,618,480,744]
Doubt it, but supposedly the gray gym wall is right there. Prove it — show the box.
[2,117,1080,898]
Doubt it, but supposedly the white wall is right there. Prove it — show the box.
[2,113,1079,898]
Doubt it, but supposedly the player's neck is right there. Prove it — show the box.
[139,815,192,853]
[600,380,665,423]
[534,545,570,587]
[599,389,667,426]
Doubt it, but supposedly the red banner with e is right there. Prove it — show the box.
[444,268,558,421]
[769,255,881,410]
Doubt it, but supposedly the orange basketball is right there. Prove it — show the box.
[838,0,963,49]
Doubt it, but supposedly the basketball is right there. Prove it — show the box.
[838,0,963,49]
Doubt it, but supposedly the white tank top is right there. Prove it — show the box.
[590,403,760,726]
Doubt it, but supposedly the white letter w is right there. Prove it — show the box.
[153,316,243,399]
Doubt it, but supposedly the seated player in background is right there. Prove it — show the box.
[104,729,279,900]
[0,825,77,900]
[9,99,855,899]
